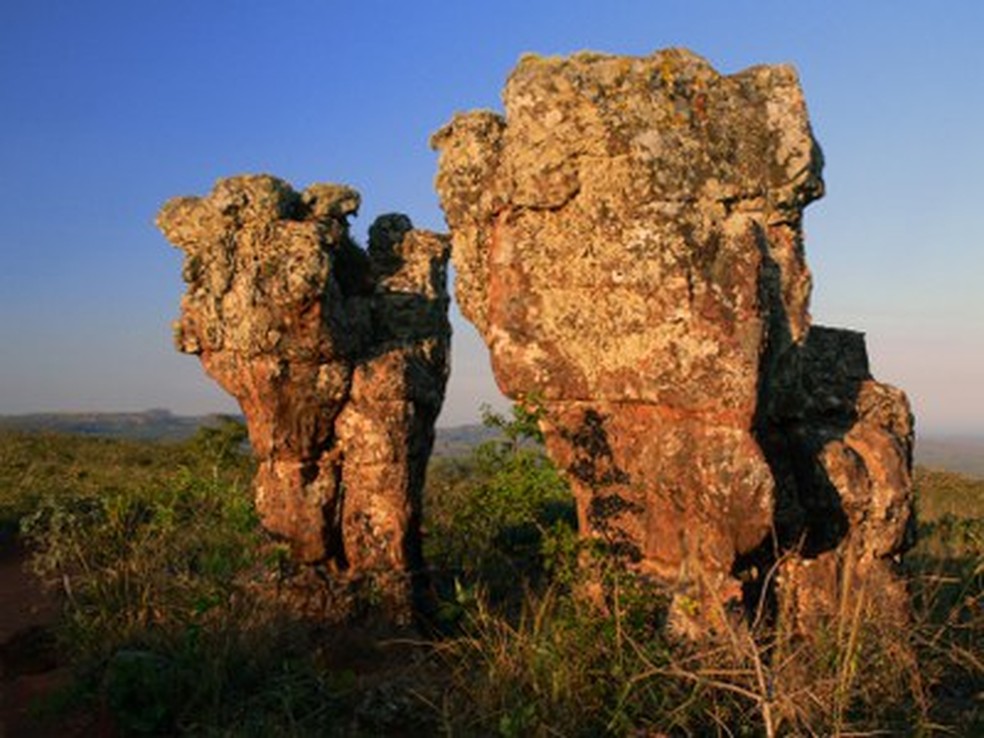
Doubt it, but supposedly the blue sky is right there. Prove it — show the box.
[0,1,981,434]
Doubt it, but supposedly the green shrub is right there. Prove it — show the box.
[7,426,371,735]
[430,413,983,737]
[424,403,578,609]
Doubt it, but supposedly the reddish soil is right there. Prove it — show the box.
[0,539,108,737]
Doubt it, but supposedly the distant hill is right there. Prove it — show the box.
[1,411,980,477]
[0,410,233,442]
[432,423,500,457]
[915,435,984,479]
[0,411,500,454]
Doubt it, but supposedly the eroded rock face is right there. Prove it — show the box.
[760,327,915,626]
[433,49,913,622]
[158,175,449,617]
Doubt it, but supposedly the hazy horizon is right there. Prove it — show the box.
[2,2,981,435]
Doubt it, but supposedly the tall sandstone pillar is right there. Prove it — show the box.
[433,50,913,626]
[158,175,450,619]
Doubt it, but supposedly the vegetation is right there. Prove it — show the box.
[427,419,984,737]
[0,413,981,736]
[1,422,368,735]
[424,404,578,612]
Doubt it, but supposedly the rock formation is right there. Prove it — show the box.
[158,175,450,618]
[760,326,915,626]
[433,49,913,624]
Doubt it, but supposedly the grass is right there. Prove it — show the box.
[2,424,435,736]
[0,414,981,735]
[424,415,982,735]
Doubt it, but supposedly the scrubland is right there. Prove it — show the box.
[0,412,980,736]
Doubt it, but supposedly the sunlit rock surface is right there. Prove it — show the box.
[433,49,913,625]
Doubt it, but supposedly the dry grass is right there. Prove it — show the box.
[1,421,981,735]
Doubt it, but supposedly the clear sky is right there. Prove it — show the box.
[1,1,981,434]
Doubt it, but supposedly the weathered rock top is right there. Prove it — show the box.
[434,49,822,421]
[158,175,374,361]
[435,49,822,212]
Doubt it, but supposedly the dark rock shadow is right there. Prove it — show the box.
[560,409,642,563]
[740,223,865,618]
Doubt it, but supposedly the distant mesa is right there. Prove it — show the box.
[0,409,217,441]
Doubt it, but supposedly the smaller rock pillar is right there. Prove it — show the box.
[158,175,450,619]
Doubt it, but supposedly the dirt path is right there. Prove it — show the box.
[0,538,105,737]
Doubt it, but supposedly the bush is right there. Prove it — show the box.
[424,403,578,610]
[9,426,368,735]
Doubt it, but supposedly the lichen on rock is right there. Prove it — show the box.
[433,49,913,627]
[158,175,450,620]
